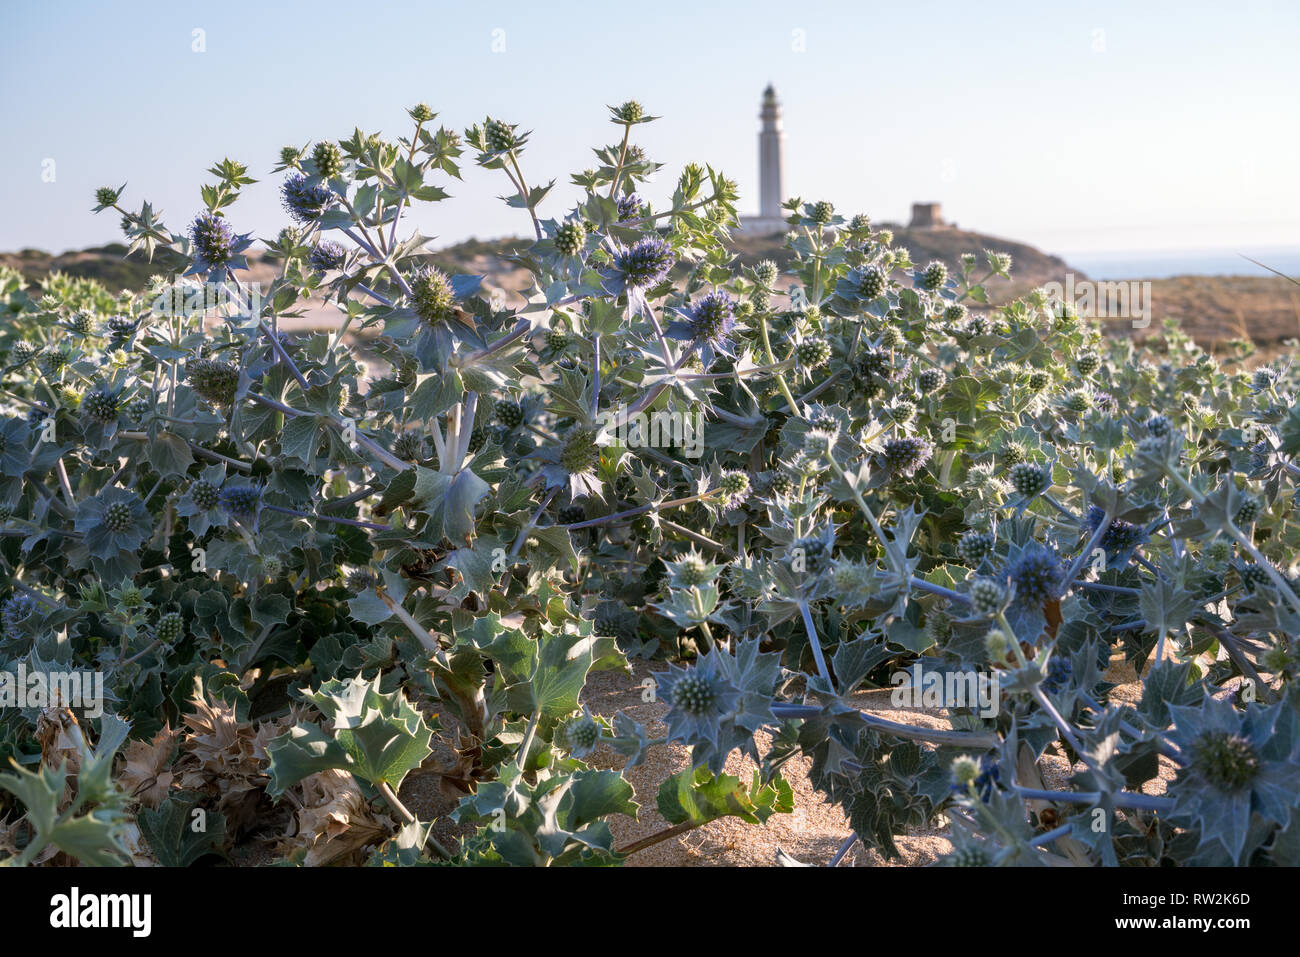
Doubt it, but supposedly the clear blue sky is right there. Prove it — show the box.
[2,0,1298,259]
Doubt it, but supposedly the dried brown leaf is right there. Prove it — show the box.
[118,724,179,809]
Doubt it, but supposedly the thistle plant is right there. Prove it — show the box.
[0,99,1296,870]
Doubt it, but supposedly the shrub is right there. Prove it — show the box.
[0,101,1298,868]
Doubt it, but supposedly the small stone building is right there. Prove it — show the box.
[909,203,945,228]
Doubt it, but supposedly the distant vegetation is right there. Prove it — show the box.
[0,243,188,292]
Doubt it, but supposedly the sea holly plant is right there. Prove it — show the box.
[265,676,433,803]
[0,100,1297,868]
[0,714,132,866]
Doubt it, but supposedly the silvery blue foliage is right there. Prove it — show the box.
[655,649,743,755]
[1166,696,1300,863]
[655,639,780,773]
[0,98,1295,869]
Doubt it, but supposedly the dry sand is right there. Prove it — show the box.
[576,659,953,867]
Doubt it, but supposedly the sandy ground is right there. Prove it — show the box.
[397,654,1173,867]
[576,660,952,867]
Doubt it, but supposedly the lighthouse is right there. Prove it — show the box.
[758,85,784,221]
[740,85,788,235]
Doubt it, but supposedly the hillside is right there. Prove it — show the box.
[5,235,1297,350]
[0,243,189,293]
[1118,273,1299,345]
[0,226,1083,301]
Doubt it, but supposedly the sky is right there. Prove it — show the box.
[2,0,1298,263]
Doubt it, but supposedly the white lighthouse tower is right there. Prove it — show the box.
[740,85,788,235]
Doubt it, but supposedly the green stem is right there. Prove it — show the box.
[506,152,543,243]
[607,124,632,200]
[660,518,728,554]
[516,710,541,772]
[375,588,448,665]
[997,611,1030,669]
[824,455,903,574]
[376,780,453,861]
[757,314,801,417]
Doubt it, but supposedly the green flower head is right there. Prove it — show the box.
[1168,698,1300,863]
[75,487,152,562]
[411,266,457,325]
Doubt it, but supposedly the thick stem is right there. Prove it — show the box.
[509,487,558,559]
[516,710,541,771]
[1029,823,1074,848]
[454,392,479,467]
[770,703,999,748]
[828,834,859,867]
[1076,581,1141,596]
[757,314,801,417]
[262,504,389,531]
[911,578,974,605]
[118,432,253,472]
[1061,504,1113,592]
[607,124,632,200]
[54,459,76,509]
[563,490,717,530]
[375,588,447,664]
[245,392,407,472]
[386,117,425,249]
[824,454,905,574]
[507,152,544,242]
[376,780,453,861]
[659,518,728,554]
[1012,785,1173,813]
[797,599,834,690]
[1031,685,1106,782]
[456,318,531,366]
[615,820,701,857]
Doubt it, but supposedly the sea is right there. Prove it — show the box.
[1064,247,1300,281]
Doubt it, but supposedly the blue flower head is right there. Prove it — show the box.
[1166,697,1300,863]
[879,436,933,478]
[281,172,337,223]
[616,193,643,222]
[973,755,1001,801]
[665,291,740,365]
[612,236,674,290]
[950,754,1001,802]
[2,593,38,639]
[188,212,237,272]
[219,484,262,519]
[308,240,346,273]
[1007,544,1064,607]
[1085,504,1148,559]
[74,487,152,561]
[1093,391,1118,414]
[1042,653,1073,694]
[687,292,736,347]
